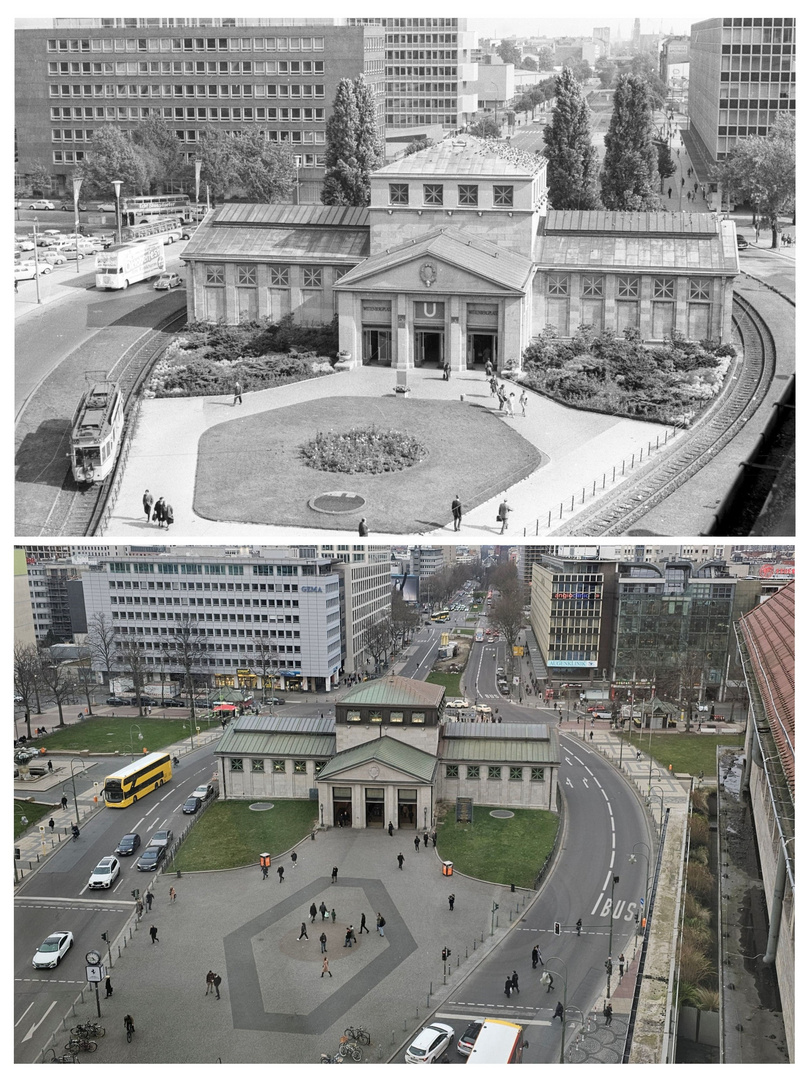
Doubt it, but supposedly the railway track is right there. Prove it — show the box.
[40,309,187,536]
[549,292,778,536]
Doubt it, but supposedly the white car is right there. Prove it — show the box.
[40,250,68,265]
[405,1023,455,1064]
[28,199,55,210]
[446,698,469,710]
[154,272,183,290]
[160,229,183,245]
[96,202,116,212]
[32,930,74,968]
[88,855,121,889]
[191,783,215,802]
[15,262,51,280]
[15,238,36,251]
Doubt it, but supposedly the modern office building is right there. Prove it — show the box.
[25,559,89,642]
[14,549,37,648]
[687,17,795,189]
[14,19,385,203]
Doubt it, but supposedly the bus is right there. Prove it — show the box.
[121,194,191,225]
[95,239,165,290]
[122,216,183,243]
[431,609,450,622]
[474,627,484,642]
[103,752,173,808]
[467,1019,526,1064]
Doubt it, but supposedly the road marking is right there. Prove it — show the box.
[15,897,133,908]
[15,1002,35,1027]
[439,1010,552,1026]
[21,1000,57,1042]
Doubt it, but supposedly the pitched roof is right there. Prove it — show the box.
[214,726,336,759]
[441,721,559,763]
[316,736,438,783]
[379,135,545,178]
[338,676,445,709]
[231,714,335,736]
[336,226,534,293]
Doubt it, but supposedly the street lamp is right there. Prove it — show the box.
[606,874,620,996]
[127,724,144,761]
[30,217,43,305]
[72,175,83,274]
[648,784,665,831]
[112,179,123,245]
[629,843,651,935]
[69,757,86,826]
[540,956,568,1063]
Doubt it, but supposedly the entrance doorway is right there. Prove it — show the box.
[468,332,497,368]
[332,787,352,828]
[362,328,392,365]
[398,788,417,828]
[365,787,385,828]
[415,330,444,367]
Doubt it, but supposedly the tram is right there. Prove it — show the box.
[70,380,124,484]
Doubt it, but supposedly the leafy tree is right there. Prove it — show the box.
[595,58,617,89]
[405,137,434,156]
[712,113,795,248]
[567,59,593,84]
[469,117,500,139]
[654,136,677,189]
[27,164,54,197]
[536,47,555,70]
[391,589,421,650]
[497,40,523,66]
[78,127,150,198]
[543,67,600,210]
[322,75,383,206]
[600,75,660,210]
[131,118,189,193]
[521,57,538,72]
[198,128,294,203]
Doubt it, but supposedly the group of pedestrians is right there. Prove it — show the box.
[204,970,223,998]
[142,488,173,529]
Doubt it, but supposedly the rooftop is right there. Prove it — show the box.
[338,676,445,709]
[316,736,438,783]
[380,135,545,178]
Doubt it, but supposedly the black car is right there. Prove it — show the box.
[106,695,127,706]
[136,845,166,872]
[266,696,286,705]
[183,796,202,815]
[736,233,749,250]
[115,832,141,856]
[163,698,185,708]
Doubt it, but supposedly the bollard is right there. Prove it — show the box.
[559,502,563,520]
[622,460,626,476]
[426,993,430,1007]
[473,938,477,950]
[612,465,616,482]
[429,981,433,997]
[592,480,596,497]
[547,511,552,528]
[118,945,121,958]
[581,487,585,504]
[457,954,460,967]
[465,946,469,958]
[656,435,660,449]
[664,430,669,445]
[570,495,575,512]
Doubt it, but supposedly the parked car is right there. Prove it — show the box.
[405,1023,455,1064]
[115,833,141,856]
[160,229,183,245]
[191,783,214,802]
[87,856,121,889]
[136,845,166,872]
[154,272,183,290]
[15,238,36,251]
[163,697,185,708]
[149,829,173,848]
[266,696,286,705]
[60,201,88,212]
[457,1019,484,1057]
[736,234,749,250]
[106,695,127,706]
[32,930,74,969]
[96,202,116,212]
[28,199,55,210]
[182,796,202,815]
[40,250,68,265]
[180,225,197,240]
[15,262,51,280]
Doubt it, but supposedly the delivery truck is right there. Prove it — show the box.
[95,238,166,290]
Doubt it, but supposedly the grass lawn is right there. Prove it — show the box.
[426,671,462,698]
[619,731,745,777]
[15,800,54,840]
[28,715,220,755]
[435,804,558,889]
[194,396,544,532]
[170,799,318,871]
[456,627,474,636]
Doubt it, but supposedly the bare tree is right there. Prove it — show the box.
[38,649,78,728]
[165,616,210,721]
[250,633,281,703]
[390,590,420,651]
[74,651,98,715]
[118,640,149,717]
[361,620,390,673]
[13,643,40,739]
[86,612,118,688]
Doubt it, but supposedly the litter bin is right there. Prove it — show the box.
[442,861,453,876]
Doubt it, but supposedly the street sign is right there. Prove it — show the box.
[86,964,104,983]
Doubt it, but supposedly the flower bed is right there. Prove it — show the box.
[300,426,428,474]
[520,326,736,426]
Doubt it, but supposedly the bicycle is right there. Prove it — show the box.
[344,1026,371,1046]
[337,1038,362,1061]
[44,1048,78,1063]
[70,1022,105,1038]
[319,1052,343,1064]
[64,1038,96,1054]
[124,1016,135,1043]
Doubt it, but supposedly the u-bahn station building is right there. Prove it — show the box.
[182,136,738,370]
[213,676,559,828]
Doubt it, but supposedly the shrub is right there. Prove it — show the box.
[300,426,427,475]
[686,862,715,905]
[678,942,715,987]
[689,815,710,846]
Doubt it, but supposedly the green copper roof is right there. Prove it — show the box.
[317,736,438,783]
[338,676,444,709]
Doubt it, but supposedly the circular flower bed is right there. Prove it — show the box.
[300,425,427,474]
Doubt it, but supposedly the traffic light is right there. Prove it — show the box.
[131,888,140,899]
[441,947,450,962]
[101,932,109,943]
[15,847,21,860]
[554,921,561,936]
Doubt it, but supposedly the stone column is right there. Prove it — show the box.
[449,297,463,372]
[395,295,410,370]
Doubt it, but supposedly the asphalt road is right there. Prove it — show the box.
[13,742,219,1064]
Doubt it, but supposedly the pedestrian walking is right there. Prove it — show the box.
[319,901,328,920]
[169,886,176,903]
[48,759,53,772]
[397,852,405,870]
[233,380,242,405]
[143,489,154,522]
[576,918,582,937]
[360,912,369,934]
[443,361,451,381]
[413,835,420,853]
[589,730,593,741]
[291,851,297,869]
[636,749,641,760]
[451,496,462,531]
[531,945,540,968]
[105,976,113,998]
[604,1001,613,1025]
[262,863,269,880]
[448,894,455,911]
[519,390,528,416]
[484,359,493,379]
[504,977,512,998]
[349,925,357,945]
[431,830,437,847]
[320,931,328,953]
[213,973,222,999]
[376,913,386,937]
[48,817,55,831]
[344,927,353,948]
[298,922,309,941]
[277,865,285,883]
[163,502,174,530]
[506,393,515,418]
[61,795,68,811]
[489,375,498,397]
[331,908,336,923]
[145,890,154,911]
[309,902,318,923]
[483,348,492,372]
[667,186,672,199]
[619,953,625,978]
[358,517,369,537]
[553,1000,564,1022]
[511,971,520,994]
[423,831,428,848]
[544,970,555,992]
[496,385,506,410]
[387,821,394,836]
[135,899,144,919]
[321,956,332,978]
[152,497,165,528]
[497,497,511,534]
[149,925,159,944]
[206,970,215,995]
[331,866,338,884]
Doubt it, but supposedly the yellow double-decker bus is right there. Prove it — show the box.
[431,609,450,622]
[467,1019,526,1064]
[103,752,173,808]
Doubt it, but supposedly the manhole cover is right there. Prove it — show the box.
[309,491,366,515]
[248,802,274,812]
[489,810,515,819]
